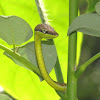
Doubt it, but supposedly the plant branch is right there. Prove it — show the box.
[0,44,42,78]
[35,0,49,24]
[54,57,64,83]
[75,52,100,78]
[67,0,79,100]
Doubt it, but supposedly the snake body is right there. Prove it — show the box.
[34,24,66,91]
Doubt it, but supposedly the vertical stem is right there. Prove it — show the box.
[35,0,49,24]
[67,0,78,100]
[13,44,15,52]
[54,58,67,100]
[54,58,64,83]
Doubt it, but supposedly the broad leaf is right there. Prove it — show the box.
[5,41,57,75]
[68,13,100,37]
[0,0,81,100]
[0,15,33,45]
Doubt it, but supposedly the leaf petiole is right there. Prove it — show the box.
[75,52,100,78]
[0,44,42,77]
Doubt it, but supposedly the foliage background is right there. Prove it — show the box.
[0,0,68,100]
[78,0,100,100]
[0,0,100,100]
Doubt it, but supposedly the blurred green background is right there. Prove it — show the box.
[0,0,68,100]
[0,0,100,100]
[79,0,100,100]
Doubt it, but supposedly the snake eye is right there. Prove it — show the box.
[42,29,47,34]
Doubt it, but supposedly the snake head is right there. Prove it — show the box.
[34,24,59,39]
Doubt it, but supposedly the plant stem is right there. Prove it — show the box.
[35,0,49,24]
[54,58,67,99]
[67,0,78,100]
[75,52,100,78]
[54,57,64,83]
[0,44,42,77]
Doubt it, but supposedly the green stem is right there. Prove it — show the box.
[0,44,42,77]
[54,58,67,99]
[54,57,64,83]
[13,44,15,52]
[75,52,100,78]
[35,0,48,24]
[67,0,78,100]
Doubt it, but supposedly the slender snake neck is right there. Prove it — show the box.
[34,24,67,91]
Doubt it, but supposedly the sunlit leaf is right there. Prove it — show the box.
[0,57,60,100]
[0,0,82,100]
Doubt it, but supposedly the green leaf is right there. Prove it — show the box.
[95,2,100,15]
[68,13,100,37]
[5,41,57,75]
[0,0,82,100]
[0,15,33,45]
[0,94,12,100]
